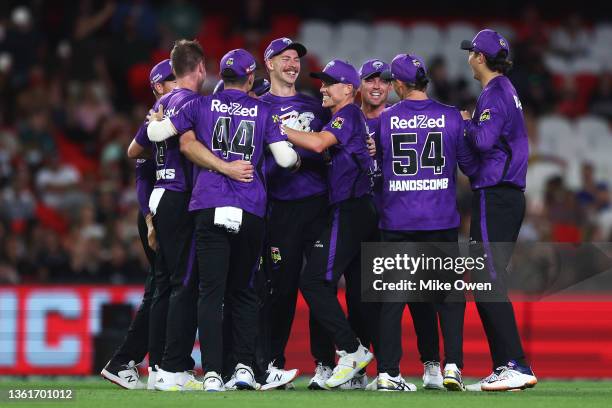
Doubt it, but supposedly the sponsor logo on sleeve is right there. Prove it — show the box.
[271,247,282,264]
[331,116,344,129]
[479,109,491,122]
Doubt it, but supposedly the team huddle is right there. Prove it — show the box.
[100,28,538,393]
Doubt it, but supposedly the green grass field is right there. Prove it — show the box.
[1,378,611,408]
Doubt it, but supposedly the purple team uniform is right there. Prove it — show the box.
[169,89,287,217]
[136,88,200,193]
[260,92,329,200]
[378,99,479,231]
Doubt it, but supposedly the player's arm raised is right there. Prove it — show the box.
[179,130,254,182]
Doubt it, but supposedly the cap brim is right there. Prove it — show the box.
[380,70,394,81]
[361,71,383,80]
[270,43,308,59]
[460,40,474,51]
[310,72,339,84]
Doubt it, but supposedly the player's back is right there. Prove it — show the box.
[379,98,465,231]
[187,89,283,218]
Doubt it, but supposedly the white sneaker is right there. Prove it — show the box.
[203,371,225,392]
[465,367,504,391]
[325,344,373,388]
[233,363,257,390]
[376,372,417,392]
[260,362,299,391]
[308,363,333,390]
[147,366,157,390]
[422,361,444,390]
[101,360,143,390]
[365,376,378,391]
[339,373,368,389]
[481,361,537,392]
[154,366,202,391]
[442,363,465,391]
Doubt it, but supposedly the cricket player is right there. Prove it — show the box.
[358,58,448,391]
[459,29,537,391]
[134,40,253,392]
[375,54,480,391]
[258,37,333,390]
[147,48,300,391]
[101,59,176,390]
[280,59,378,389]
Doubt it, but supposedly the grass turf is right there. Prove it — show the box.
[1,378,611,408]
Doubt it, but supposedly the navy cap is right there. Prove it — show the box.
[310,59,360,89]
[264,37,307,60]
[220,49,257,78]
[381,54,427,84]
[461,29,510,59]
[359,59,390,80]
[149,59,175,88]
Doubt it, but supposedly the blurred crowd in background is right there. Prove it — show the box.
[0,0,611,284]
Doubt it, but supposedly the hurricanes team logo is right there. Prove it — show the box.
[412,59,421,67]
[282,38,292,44]
[271,247,282,264]
[331,116,344,129]
[226,58,234,66]
[272,114,281,123]
[479,109,491,122]
[372,60,384,69]
[499,38,507,48]
[325,61,336,70]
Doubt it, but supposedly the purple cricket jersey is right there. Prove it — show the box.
[322,103,373,205]
[134,124,156,216]
[464,75,529,190]
[170,89,287,218]
[137,88,200,192]
[259,92,330,201]
[366,116,383,213]
[378,98,479,231]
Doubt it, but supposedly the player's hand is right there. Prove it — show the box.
[366,136,376,157]
[222,160,254,182]
[147,104,164,123]
[147,225,158,251]
[461,110,472,120]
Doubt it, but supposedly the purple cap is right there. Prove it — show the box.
[380,54,427,84]
[460,29,510,59]
[264,37,307,60]
[359,59,390,80]
[149,59,175,88]
[220,49,257,78]
[310,59,360,88]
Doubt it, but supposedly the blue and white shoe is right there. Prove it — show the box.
[481,361,537,391]
[233,363,257,390]
[465,366,504,391]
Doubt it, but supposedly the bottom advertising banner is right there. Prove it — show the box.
[0,285,611,377]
